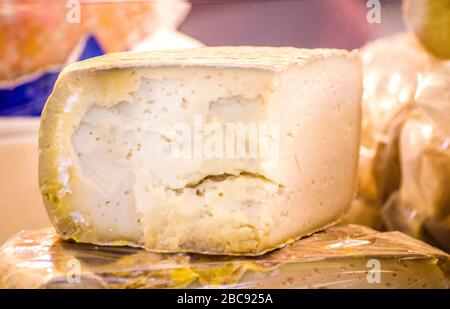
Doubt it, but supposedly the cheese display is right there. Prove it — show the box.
[0,225,448,289]
[39,47,362,255]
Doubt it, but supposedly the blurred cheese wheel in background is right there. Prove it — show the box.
[0,0,160,81]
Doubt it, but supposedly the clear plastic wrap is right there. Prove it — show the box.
[357,33,436,205]
[1,225,448,289]
[349,33,450,253]
[383,64,450,252]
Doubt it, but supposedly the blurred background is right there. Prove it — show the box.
[181,0,404,48]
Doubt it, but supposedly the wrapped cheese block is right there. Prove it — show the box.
[383,64,450,252]
[352,33,450,252]
[39,47,362,255]
[358,33,436,205]
[0,225,448,289]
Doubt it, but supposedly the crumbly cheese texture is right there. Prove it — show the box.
[39,47,362,255]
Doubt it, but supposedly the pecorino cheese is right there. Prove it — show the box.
[39,47,362,255]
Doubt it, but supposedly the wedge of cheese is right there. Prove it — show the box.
[39,47,362,255]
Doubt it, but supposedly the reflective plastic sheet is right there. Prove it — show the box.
[0,225,448,289]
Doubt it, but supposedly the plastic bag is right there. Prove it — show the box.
[383,64,450,252]
[1,225,448,289]
[348,34,450,254]
[357,33,436,205]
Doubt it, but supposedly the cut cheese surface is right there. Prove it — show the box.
[39,47,362,255]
